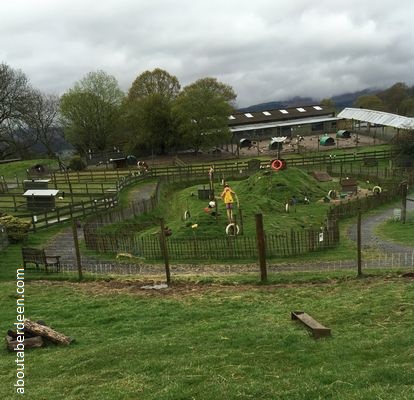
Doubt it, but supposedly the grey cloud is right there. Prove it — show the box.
[1,0,414,107]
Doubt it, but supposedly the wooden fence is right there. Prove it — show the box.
[1,148,400,233]
[82,177,406,261]
[83,220,340,261]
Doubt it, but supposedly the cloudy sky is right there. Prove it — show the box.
[1,0,414,107]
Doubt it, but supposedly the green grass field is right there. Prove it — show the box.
[375,210,414,245]
[1,148,414,399]
[1,273,414,400]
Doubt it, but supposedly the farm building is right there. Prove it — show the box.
[228,105,339,143]
[337,107,414,141]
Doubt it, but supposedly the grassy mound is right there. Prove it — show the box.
[102,167,341,238]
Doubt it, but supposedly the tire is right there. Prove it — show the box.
[225,223,240,236]
[328,189,337,199]
[271,159,285,171]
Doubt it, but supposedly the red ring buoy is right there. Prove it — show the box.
[271,159,283,171]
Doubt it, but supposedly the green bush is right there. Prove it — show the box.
[68,156,86,171]
[0,215,31,243]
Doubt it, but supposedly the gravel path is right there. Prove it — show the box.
[44,182,157,267]
[347,198,414,253]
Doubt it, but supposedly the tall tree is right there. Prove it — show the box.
[320,98,336,113]
[173,77,236,155]
[124,69,180,155]
[378,82,408,114]
[391,130,414,168]
[128,68,180,101]
[353,95,386,112]
[60,70,124,154]
[399,97,414,117]
[0,63,36,158]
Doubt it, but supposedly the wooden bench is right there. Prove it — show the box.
[22,247,61,273]
[291,311,331,339]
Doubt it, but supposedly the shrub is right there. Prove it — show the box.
[0,214,31,243]
[68,156,86,171]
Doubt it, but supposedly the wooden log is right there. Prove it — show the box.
[6,335,44,351]
[24,319,73,345]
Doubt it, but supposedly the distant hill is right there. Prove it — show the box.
[239,89,380,112]
[330,88,378,110]
[238,97,315,112]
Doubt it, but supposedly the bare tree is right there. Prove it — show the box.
[25,91,61,157]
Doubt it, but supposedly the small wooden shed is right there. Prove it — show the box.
[23,179,50,191]
[23,189,59,211]
[340,178,358,194]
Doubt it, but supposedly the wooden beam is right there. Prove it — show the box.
[291,311,331,339]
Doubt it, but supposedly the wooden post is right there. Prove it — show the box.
[72,218,83,280]
[255,213,267,282]
[357,210,362,277]
[159,218,171,284]
[401,181,408,224]
[238,207,244,235]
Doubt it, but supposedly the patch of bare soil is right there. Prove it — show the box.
[30,274,402,299]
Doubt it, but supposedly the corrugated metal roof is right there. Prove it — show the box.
[337,108,414,130]
[228,104,334,126]
[229,116,340,133]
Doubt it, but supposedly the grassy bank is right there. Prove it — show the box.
[1,275,413,399]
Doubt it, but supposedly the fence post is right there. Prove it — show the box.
[401,181,408,224]
[255,213,267,282]
[159,218,171,284]
[357,210,362,277]
[72,218,83,280]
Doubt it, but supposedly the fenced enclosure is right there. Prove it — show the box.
[82,176,406,263]
[84,221,339,261]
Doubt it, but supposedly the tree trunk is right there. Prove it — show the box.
[25,319,73,345]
